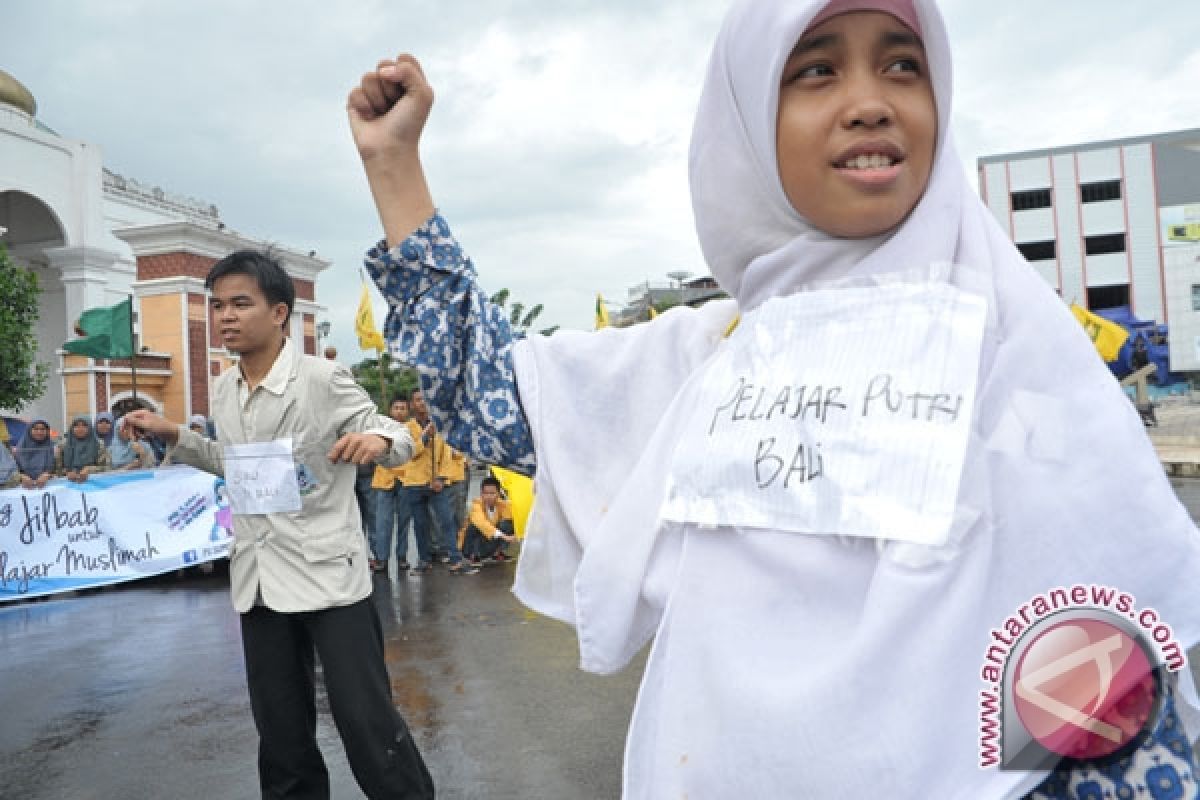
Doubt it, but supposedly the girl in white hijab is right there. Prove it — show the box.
[351,1,1200,796]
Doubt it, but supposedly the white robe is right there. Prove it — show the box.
[511,0,1200,796]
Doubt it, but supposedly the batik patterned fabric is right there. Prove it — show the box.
[364,213,536,475]
[1025,686,1196,800]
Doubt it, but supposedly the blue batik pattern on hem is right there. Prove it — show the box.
[364,213,537,475]
[1024,686,1197,800]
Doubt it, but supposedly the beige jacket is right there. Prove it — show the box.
[171,338,414,613]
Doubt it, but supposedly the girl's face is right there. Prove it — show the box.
[72,420,91,439]
[776,11,936,238]
[30,423,48,442]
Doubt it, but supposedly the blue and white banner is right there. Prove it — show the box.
[0,466,233,603]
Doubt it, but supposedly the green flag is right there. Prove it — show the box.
[63,297,134,359]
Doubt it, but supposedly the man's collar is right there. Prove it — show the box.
[237,337,296,396]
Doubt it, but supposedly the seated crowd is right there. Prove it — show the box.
[0,412,214,490]
[1,401,519,574]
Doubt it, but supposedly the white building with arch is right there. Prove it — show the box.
[0,68,328,429]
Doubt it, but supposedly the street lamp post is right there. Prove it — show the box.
[316,320,331,354]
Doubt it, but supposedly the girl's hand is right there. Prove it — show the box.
[347,54,437,248]
[347,55,434,163]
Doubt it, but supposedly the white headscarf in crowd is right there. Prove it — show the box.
[512,0,1200,795]
[108,417,144,469]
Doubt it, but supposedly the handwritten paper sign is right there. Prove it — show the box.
[225,439,302,515]
[661,280,987,546]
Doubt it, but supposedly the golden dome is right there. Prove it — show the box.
[0,69,36,117]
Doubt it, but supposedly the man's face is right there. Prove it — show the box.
[389,400,409,422]
[481,485,500,507]
[776,11,936,238]
[410,391,428,417]
[209,273,288,355]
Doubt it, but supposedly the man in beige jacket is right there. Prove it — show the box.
[126,251,432,799]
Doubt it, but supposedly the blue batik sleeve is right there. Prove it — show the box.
[364,213,537,475]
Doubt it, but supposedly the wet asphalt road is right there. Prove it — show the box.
[4,480,1200,799]
[0,554,646,800]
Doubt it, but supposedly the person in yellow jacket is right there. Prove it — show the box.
[437,444,469,561]
[369,397,417,573]
[401,389,476,575]
[461,476,515,566]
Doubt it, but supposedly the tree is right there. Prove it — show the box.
[491,289,558,336]
[351,354,419,413]
[0,245,48,412]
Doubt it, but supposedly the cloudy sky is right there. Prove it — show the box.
[5,1,1198,361]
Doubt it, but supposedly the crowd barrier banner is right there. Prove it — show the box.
[0,465,233,603]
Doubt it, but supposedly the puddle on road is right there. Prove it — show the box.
[385,637,444,733]
[389,664,440,731]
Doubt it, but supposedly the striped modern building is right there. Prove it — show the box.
[978,129,1200,325]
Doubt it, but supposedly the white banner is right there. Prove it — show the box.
[0,466,233,602]
[662,281,987,546]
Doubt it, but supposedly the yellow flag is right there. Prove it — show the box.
[648,306,658,320]
[356,284,386,352]
[595,293,609,330]
[490,465,533,540]
[1070,304,1128,362]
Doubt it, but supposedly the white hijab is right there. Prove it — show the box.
[512,0,1200,795]
[690,0,955,311]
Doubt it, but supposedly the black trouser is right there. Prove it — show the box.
[240,599,434,799]
[463,519,514,561]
